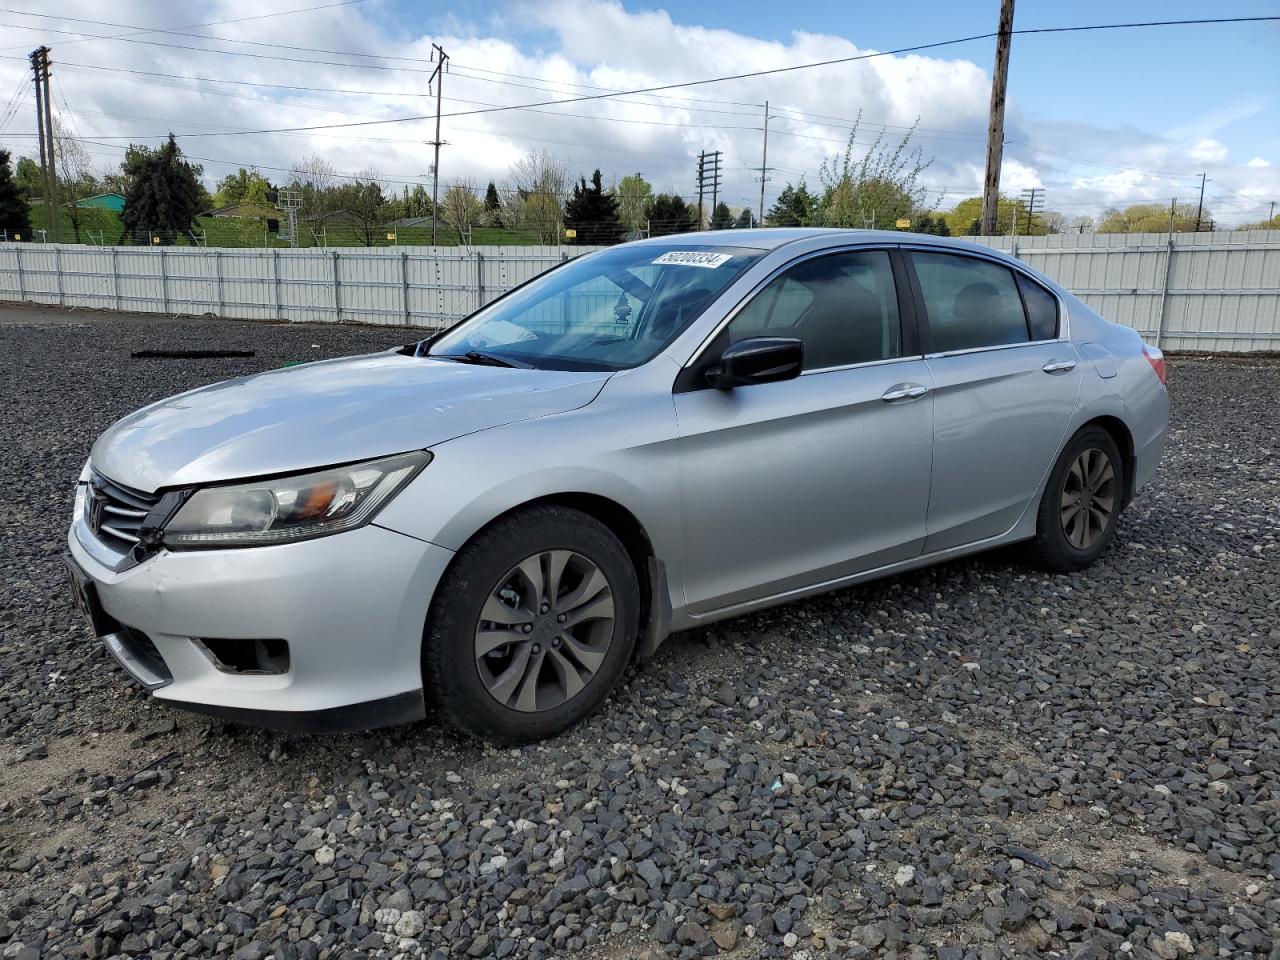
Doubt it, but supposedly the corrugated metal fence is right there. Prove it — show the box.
[1,232,1278,350]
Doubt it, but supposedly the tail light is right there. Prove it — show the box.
[1142,344,1167,385]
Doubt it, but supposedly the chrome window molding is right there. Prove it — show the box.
[798,354,924,377]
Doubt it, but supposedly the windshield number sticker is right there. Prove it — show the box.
[651,251,733,269]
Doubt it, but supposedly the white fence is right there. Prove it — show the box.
[1,232,1278,351]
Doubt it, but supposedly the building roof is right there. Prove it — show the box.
[74,193,126,211]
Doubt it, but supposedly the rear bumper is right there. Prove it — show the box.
[68,516,455,731]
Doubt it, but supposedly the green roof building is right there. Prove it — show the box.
[75,193,126,212]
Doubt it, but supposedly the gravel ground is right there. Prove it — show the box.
[1,301,1277,960]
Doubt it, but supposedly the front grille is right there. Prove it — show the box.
[86,471,161,552]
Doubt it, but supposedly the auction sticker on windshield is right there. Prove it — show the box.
[651,251,734,269]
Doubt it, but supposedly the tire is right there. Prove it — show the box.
[423,505,641,742]
[1027,425,1126,572]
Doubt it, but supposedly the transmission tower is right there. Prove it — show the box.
[695,150,723,229]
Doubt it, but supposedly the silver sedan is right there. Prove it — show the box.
[67,229,1169,741]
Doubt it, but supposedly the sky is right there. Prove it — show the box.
[1,0,1277,226]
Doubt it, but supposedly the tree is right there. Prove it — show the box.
[616,173,653,235]
[328,172,387,246]
[733,208,757,229]
[507,151,568,243]
[765,181,819,227]
[15,157,42,199]
[1070,215,1095,234]
[563,169,625,244]
[910,213,951,236]
[946,195,1034,236]
[214,168,273,208]
[0,150,32,239]
[817,112,933,228]
[483,181,501,227]
[1238,212,1280,231]
[120,135,203,244]
[1096,202,1206,233]
[439,180,484,242]
[709,201,733,230]
[53,121,100,242]
[648,194,698,236]
[288,155,340,220]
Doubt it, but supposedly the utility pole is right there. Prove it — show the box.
[30,46,58,240]
[696,152,706,227]
[758,100,770,224]
[980,0,1015,236]
[695,150,722,229]
[1019,187,1042,234]
[427,44,449,246]
[1194,172,1207,232]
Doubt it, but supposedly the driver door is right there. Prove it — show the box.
[673,248,934,616]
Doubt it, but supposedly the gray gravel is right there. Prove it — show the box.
[1,302,1277,960]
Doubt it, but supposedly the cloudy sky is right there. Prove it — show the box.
[1,0,1277,225]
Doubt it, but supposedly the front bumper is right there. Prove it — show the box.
[67,514,455,732]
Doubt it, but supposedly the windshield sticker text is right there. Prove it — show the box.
[651,251,733,269]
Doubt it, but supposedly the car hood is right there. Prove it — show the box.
[91,351,610,492]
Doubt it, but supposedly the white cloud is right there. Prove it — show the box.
[0,0,1274,224]
[1189,138,1229,164]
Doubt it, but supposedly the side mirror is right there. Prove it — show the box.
[706,337,804,389]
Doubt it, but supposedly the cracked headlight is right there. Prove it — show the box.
[163,451,431,548]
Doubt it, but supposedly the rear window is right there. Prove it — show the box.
[1017,274,1060,341]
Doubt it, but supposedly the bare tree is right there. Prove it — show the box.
[439,180,484,244]
[53,120,99,242]
[289,155,339,219]
[508,150,569,243]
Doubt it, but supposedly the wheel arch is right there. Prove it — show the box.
[430,491,672,663]
[1079,414,1136,507]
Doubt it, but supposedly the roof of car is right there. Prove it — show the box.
[625,227,1013,258]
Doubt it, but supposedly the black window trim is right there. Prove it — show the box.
[673,244,923,393]
[897,244,1070,359]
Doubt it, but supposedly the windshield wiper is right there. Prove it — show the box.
[433,350,531,368]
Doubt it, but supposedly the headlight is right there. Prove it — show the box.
[163,451,431,548]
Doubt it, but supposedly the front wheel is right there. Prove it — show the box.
[423,506,640,742]
[1027,426,1125,572]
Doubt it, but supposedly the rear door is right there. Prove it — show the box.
[904,250,1081,552]
[673,248,934,615]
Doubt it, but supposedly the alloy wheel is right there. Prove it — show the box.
[474,550,616,712]
[1060,447,1117,550]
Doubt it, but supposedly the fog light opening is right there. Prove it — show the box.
[196,637,290,675]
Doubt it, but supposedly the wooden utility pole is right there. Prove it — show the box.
[427,44,449,246]
[980,0,1015,236]
[1194,172,1207,232]
[30,46,58,238]
[758,100,770,224]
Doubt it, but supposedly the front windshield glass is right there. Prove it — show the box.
[428,243,765,371]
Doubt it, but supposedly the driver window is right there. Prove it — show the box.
[726,250,902,370]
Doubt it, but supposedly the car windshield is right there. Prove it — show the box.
[426,243,765,371]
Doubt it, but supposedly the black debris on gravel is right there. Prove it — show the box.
[1,302,1277,959]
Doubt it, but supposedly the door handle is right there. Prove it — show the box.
[1042,358,1077,373]
[881,383,929,402]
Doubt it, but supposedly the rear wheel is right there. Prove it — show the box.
[1027,426,1125,572]
[423,506,640,742]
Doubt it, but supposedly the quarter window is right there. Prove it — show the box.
[1017,274,1060,340]
[727,251,902,370]
[911,253,1030,353]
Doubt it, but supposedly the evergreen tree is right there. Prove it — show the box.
[648,194,698,236]
[563,169,624,244]
[120,135,203,244]
[765,182,818,226]
[0,150,32,239]
[483,180,502,226]
[733,208,757,229]
[911,213,951,236]
[709,202,733,230]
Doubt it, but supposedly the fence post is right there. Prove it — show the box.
[159,248,169,313]
[401,250,410,325]
[54,245,64,306]
[15,245,24,301]
[111,248,120,311]
[332,250,342,322]
[214,249,224,315]
[475,251,485,312]
[1154,231,1176,348]
[272,248,283,321]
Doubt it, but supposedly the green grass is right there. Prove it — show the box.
[24,203,554,248]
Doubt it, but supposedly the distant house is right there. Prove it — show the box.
[75,193,125,212]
